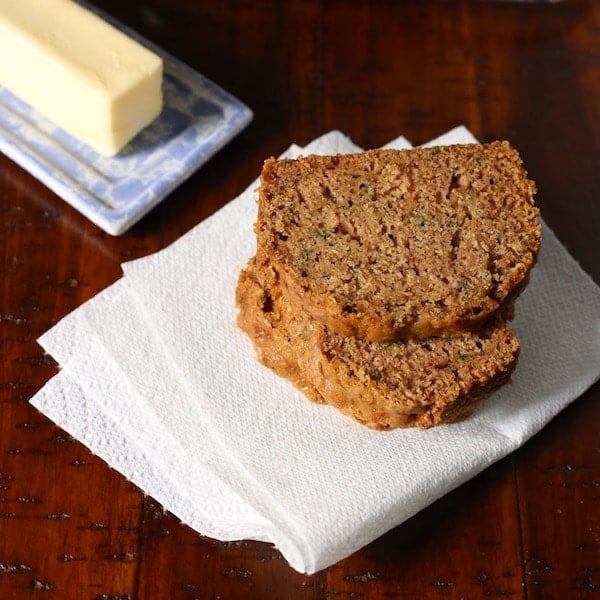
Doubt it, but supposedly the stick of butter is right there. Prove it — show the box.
[0,0,163,156]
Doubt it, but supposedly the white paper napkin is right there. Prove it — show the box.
[30,126,600,574]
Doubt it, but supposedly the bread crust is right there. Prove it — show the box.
[255,141,540,342]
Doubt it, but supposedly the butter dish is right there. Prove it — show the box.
[0,3,252,235]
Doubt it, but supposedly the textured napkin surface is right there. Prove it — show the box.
[31,127,600,574]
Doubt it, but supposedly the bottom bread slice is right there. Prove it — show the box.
[236,262,520,429]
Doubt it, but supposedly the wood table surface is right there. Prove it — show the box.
[1,1,599,598]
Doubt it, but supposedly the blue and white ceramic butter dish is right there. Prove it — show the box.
[0,4,253,235]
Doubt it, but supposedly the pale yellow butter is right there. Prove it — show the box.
[0,0,163,156]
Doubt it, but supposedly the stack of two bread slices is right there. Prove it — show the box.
[236,141,541,429]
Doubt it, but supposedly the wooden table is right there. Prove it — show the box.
[1,1,598,598]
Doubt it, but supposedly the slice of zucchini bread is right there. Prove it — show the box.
[255,141,540,342]
[236,262,520,430]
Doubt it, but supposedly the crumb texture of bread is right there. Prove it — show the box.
[236,262,520,430]
[255,141,540,342]
[238,141,538,429]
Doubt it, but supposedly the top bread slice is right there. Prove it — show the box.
[255,141,540,342]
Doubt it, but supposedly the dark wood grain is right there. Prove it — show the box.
[1,1,598,598]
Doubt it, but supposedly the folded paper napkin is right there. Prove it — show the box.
[30,126,600,574]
